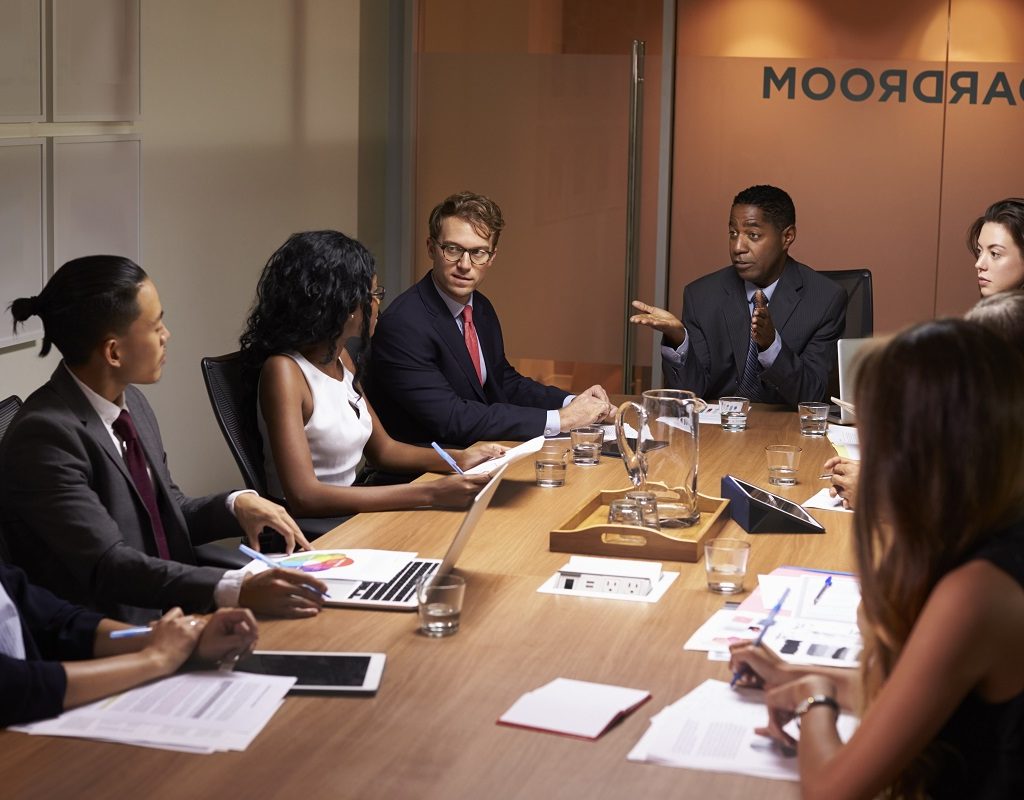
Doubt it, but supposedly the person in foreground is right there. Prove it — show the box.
[368,191,613,448]
[970,197,1024,297]
[630,185,846,405]
[0,560,257,726]
[0,256,327,624]
[730,319,1024,799]
[239,230,502,514]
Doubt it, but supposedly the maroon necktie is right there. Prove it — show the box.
[462,305,484,385]
[112,409,171,559]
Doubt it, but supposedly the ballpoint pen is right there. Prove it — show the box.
[238,544,327,596]
[109,618,200,639]
[110,626,153,639]
[813,575,833,604]
[431,441,465,475]
[730,587,790,688]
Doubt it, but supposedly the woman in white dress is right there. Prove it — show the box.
[239,231,503,518]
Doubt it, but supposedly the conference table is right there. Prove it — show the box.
[1,406,854,800]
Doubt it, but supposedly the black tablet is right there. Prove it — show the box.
[234,651,386,694]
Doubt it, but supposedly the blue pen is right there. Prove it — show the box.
[238,544,327,596]
[813,575,833,605]
[110,626,153,639]
[730,587,791,688]
[431,441,465,475]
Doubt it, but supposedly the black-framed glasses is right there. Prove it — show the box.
[371,287,386,302]
[433,239,494,267]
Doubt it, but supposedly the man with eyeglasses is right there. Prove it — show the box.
[368,191,613,449]
[630,185,846,405]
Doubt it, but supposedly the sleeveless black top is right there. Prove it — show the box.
[928,523,1024,799]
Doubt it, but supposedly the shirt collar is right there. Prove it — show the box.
[431,275,473,319]
[64,362,126,428]
[744,276,780,305]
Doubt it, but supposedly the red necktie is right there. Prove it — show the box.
[112,409,171,559]
[462,305,483,385]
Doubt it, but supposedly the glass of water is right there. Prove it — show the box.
[703,538,751,594]
[718,396,750,431]
[798,402,829,436]
[416,574,465,637]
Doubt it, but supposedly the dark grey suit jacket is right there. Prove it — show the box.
[0,365,237,623]
[663,258,847,405]
[368,274,569,447]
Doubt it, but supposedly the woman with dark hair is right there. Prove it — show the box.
[730,319,1024,799]
[239,231,503,518]
[2,255,326,624]
[968,197,1024,296]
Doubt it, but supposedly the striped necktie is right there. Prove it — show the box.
[737,291,766,399]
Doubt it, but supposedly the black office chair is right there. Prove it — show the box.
[820,269,874,400]
[821,269,873,340]
[199,353,348,564]
[0,395,22,563]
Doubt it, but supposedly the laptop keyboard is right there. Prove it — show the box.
[353,560,437,603]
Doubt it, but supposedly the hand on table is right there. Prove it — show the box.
[823,457,860,509]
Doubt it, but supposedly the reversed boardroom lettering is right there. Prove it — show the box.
[762,65,1024,105]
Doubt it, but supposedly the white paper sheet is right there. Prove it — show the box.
[12,671,295,753]
[803,488,852,513]
[465,435,546,474]
[245,549,418,584]
[628,679,858,781]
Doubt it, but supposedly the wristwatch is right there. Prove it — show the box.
[794,694,840,726]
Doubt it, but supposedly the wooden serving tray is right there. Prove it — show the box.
[549,488,730,563]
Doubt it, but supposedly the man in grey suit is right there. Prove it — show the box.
[0,256,326,623]
[631,185,846,405]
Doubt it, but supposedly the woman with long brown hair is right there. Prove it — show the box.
[729,319,1024,799]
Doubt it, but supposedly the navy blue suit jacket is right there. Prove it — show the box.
[663,258,846,405]
[0,562,103,725]
[368,274,569,447]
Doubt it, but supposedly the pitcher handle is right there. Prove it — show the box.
[616,400,647,488]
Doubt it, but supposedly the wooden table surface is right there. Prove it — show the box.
[1,407,853,800]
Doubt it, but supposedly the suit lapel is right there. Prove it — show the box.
[417,276,487,402]
[50,366,134,487]
[767,258,802,333]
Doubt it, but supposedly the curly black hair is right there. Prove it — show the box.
[732,185,796,231]
[239,230,375,393]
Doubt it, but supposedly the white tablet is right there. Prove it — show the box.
[234,651,386,694]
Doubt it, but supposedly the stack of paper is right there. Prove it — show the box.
[827,425,859,459]
[684,568,863,667]
[628,679,858,780]
[498,677,650,739]
[12,670,296,753]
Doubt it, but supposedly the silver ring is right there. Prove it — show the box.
[188,618,199,628]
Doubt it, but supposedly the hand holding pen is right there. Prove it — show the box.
[730,588,790,688]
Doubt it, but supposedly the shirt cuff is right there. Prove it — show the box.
[544,409,562,437]
[661,333,689,364]
[213,568,247,607]
[226,489,257,515]
[757,332,782,368]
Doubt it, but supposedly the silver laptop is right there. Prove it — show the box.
[322,464,507,610]
[835,337,871,424]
